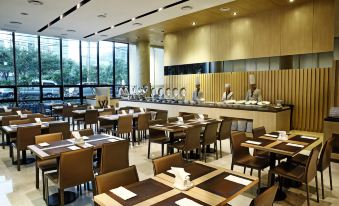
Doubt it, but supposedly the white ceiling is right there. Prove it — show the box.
[0,0,234,41]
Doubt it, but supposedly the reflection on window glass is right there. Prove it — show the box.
[99,41,113,85]
[40,36,61,85]
[0,31,14,86]
[64,99,81,104]
[0,88,14,100]
[82,41,97,84]
[82,87,95,97]
[64,87,80,98]
[115,43,128,86]
[17,87,40,101]
[42,87,60,98]
[63,39,80,85]
[15,33,39,85]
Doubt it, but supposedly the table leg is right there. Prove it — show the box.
[266,152,287,201]
[169,133,174,154]
[12,150,35,165]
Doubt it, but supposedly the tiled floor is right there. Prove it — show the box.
[0,131,338,206]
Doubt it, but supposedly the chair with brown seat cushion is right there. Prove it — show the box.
[27,113,45,121]
[155,111,168,123]
[167,117,185,139]
[182,114,195,121]
[217,119,232,157]
[84,110,99,131]
[269,146,320,206]
[99,140,129,174]
[290,137,333,199]
[252,126,269,158]
[35,133,62,197]
[134,113,151,144]
[76,128,94,137]
[62,105,74,123]
[49,122,70,140]
[112,115,133,145]
[148,119,170,159]
[9,119,32,125]
[95,165,139,195]
[250,184,278,206]
[45,147,95,206]
[11,125,41,171]
[231,132,270,194]
[21,110,33,114]
[40,117,55,122]
[152,153,186,175]
[167,125,202,160]
[201,122,219,162]
[1,115,20,149]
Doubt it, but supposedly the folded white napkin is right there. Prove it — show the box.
[153,124,163,127]
[225,175,252,186]
[110,186,136,200]
[286,143,304,148]
[39,142,49,147]
[300,136,317,140]
[175,198,203,206]
[108,139,118,142]
[245,140,261,145]
[68,146,80,150]
[82,136,89,140]
[265,134,278,137]
[179,125,188,128]
[72,131,81,139]
[81,143,93,148]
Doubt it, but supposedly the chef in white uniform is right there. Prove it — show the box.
[192,78,204,102]
[118,80,129,97]
[222,83,234,101]
[245,74,262,101]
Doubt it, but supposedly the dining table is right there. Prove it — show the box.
[94,161,258,206]
[241,131,321,200]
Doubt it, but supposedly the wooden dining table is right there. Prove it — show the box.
[241,131,321,200]
[94,161,258,206]
[1,120,66,135]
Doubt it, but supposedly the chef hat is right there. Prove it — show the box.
[249,74,256,85]
[195,78,200,85]
[224,83,231,88]
[121,80,126,86]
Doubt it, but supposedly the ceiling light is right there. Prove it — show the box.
[20,12,28,15]
[181,6,193,11]
[233,12,238,16]
[27,0,43,5]
[76,3,81,9]
[219,7,230,12]
[133,22,142,26]
[60,15,63,19]
[289,0,294,2]
[131,17,136,21]
[9,21,22,25]
[158,7,163,11]
[192,22,197,26]
[66,29,76,32]
[100,34,108,37]
[111,25,115,29]
[97,13,107,18]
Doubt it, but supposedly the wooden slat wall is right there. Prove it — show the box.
[164,68,331,132]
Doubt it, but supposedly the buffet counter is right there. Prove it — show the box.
[119,100,291,133]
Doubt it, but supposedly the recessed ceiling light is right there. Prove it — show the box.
[192,22,197,26]
[131,17,136,21]
[9,21,22,25]
[289,0,294,2]
[233,12,238,16]
[97,13,107,18]
[66,29,76,32]
[133,22,142,26]
[181,6,193,11]
[219,7,230,12]
[20,12,29,15]
[158,7,163,11]
[27,0,43,6]
[111,25,115,29]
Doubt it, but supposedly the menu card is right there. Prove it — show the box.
[175,198,203,206]
[110,186,137,200]
[286,143,304,148]
[245,140,261,145]
[225,175,252,186]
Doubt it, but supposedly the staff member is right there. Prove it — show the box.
[192,78,203,102]
[245,74,262,101]
[118,80,129,97]
[222,83,233,101]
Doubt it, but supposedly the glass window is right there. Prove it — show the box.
[81,41,97,84]
[64,86,80,98]
[0,31,14,86]
[42,87,60,99]
[114,43,128,86]
[17,86,40,101]
[82,86,95,97]
[150,47,164,88]
[15,33,39,85]
[40,36,61,85]
[99,41,113,85]
[0,87,14,100]
[62,39,80,85]
[128,44,137,88]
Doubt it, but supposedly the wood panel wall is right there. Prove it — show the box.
[164,68,332,132]
[164,0,335,66]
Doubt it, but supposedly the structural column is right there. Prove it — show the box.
[136,41,150,87]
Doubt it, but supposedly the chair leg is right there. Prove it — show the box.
[315,174,319,202]
[17,150,20,171]
[306,182,310,206]
[45,176,49,205]
[204,145,207,163]
[321,171,324,199]
[329,164,333,190]
[250,168,253,176]
[35,163,39,189]
[59,189,64,206]
[147,140,151,159]
[243,167,246,174]
[214,142,218,160]
[42,171,46,200]
[161,143,164,157]
[257,169,261,195]
[2,133,5,149]
[219,140,222,157]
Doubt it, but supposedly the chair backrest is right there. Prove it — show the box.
[183,125,202,151]
[202,122,219,145]
[35,133,63,144]
[167,117,177,123]
[252,126,266,139]
[40,117,55,122]
[2,115,20,126]
[318,137,334,171]
[117,115,133,134]
[231,132,250,161]
[58,147,94,189]
[78,128,94,137]
[103,107,115,114]
[49,122,70,139]
[27,113,45,121]
[100,140,129,174]
[85,110,98,124]
[182,114,195,121]
[149,119,166,139]
[137,113,151,130]
[155,111,168,122]
[21,110,33,114]
[252,184,278,206]
[95,165,139,195]
[9,119,32,125]
[17,125,41,150]
[152,153,185,175]
[333,133,339,153]
[305,146,321,183]
[62,106,74,117]
[219,119,232,140]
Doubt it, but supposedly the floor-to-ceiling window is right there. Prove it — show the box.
[150,47,164,88]
[114,43,128,96]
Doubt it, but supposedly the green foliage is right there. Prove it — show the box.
[0,45,14,85]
